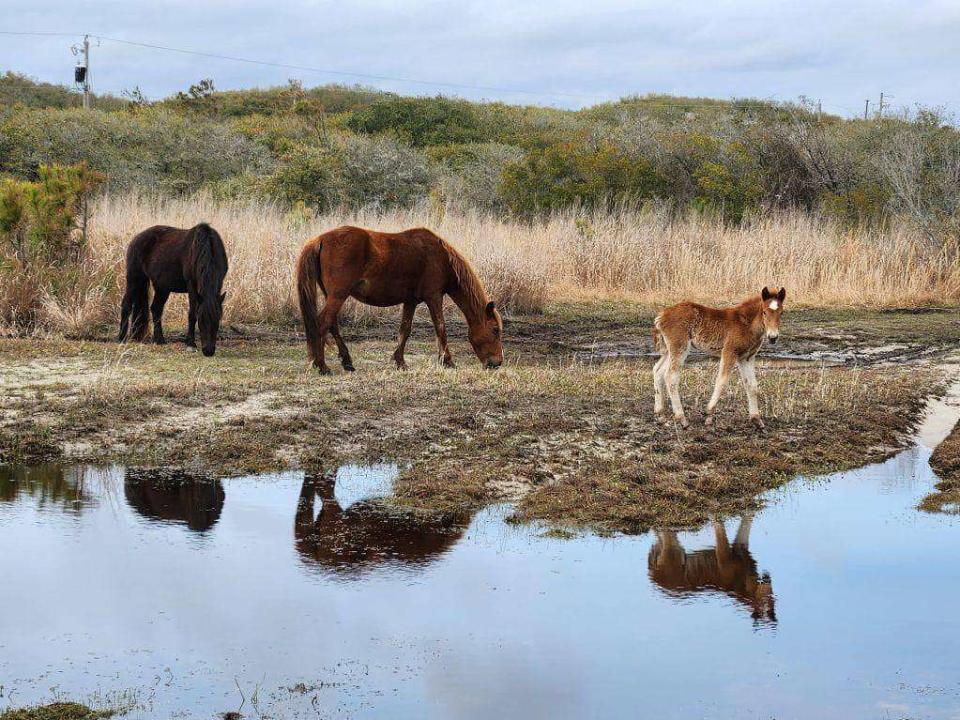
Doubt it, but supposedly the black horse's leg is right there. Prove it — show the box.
[151,288,170,345]
[186,292,197,347]
[118,288,134,342]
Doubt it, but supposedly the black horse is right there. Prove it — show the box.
[118,223,228,356]
[124,469,226,534]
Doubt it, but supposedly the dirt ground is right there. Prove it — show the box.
[0,303,957,531]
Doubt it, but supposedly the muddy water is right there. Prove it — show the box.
[2,435,960,717]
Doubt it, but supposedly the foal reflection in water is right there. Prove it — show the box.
[294,474,469,577]
[124,469,226,533]
[648,514,776,624]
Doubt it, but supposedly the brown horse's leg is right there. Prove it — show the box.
[313,295,347,375]
[393,301,417,370]
[426,297,454,368]
[150,288,170,345]
[329,320,354,372]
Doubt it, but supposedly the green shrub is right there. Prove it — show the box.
[346,96,484,147]
[498,141,664,215]
[0,163,105,328]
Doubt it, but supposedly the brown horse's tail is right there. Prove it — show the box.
[296,238,324,365]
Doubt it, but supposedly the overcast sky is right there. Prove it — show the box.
[2,0,958,115]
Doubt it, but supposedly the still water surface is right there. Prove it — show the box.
[1,441,958,718]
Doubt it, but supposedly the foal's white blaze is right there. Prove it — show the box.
[769,300,779,310]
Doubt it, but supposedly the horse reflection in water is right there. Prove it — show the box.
[648,514,776,624]
[124,469,225,533]
[295,474,468,577]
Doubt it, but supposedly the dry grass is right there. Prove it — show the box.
[15,193,960,336]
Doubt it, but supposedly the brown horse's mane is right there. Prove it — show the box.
[439,237,487,318]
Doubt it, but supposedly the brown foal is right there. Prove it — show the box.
[653,287,786,429]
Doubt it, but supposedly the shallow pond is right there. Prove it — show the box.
[1,421,959,717]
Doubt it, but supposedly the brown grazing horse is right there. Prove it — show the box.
[118,224,228,356]
[648,514,776,624]
[294,473,468,578]
[296,226,503,373]
[653,287,786,429]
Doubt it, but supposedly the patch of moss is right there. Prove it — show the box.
[0,703,112,720]
[920,420,960,515]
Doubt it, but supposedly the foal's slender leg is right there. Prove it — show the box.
[665,342,689,428]
[150,288,170,345]
[733,513,754,549]
[705,348,737,426]
[313,295,347,375]
[738,357,764,429]
[393,301,417,370]
[653,355,668,419]
[329,319,354,372]
[426,296,454,368]
[186,292,197,347]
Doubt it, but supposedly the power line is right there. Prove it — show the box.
[91,34,606,102]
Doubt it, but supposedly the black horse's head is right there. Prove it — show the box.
[193,223,229,357]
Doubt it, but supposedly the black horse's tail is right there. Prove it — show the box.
[119,239,150,342]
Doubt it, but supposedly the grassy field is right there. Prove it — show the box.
[1,304,954,531]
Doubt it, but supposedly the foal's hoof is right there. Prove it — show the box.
[676,417,690,430]
[705,415,715,427]
[751,416,766,431]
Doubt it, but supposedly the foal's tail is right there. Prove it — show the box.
[652,314,664,355]
[296,238,324,365]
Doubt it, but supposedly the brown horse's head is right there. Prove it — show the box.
[760,287,786,344]
[469,300,504,369]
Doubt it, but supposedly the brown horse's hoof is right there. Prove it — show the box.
[313,363,332,376]
[395,361,408,371]
[342,362,355,372]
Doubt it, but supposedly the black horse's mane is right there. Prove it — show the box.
[191,223,227,311]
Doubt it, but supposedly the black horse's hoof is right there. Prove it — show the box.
[342,362,355,372]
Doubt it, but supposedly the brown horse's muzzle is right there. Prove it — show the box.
[485,359,502,370]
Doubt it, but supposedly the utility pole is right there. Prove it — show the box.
[864,99,870,120]
[878,91,884,120]
[72,34,91,109]
[817,99,822,121]
[82,34,90,109]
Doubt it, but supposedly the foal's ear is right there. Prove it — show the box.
[485,300,497,317]
[761,287,772,300]
[777,287,786,302]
